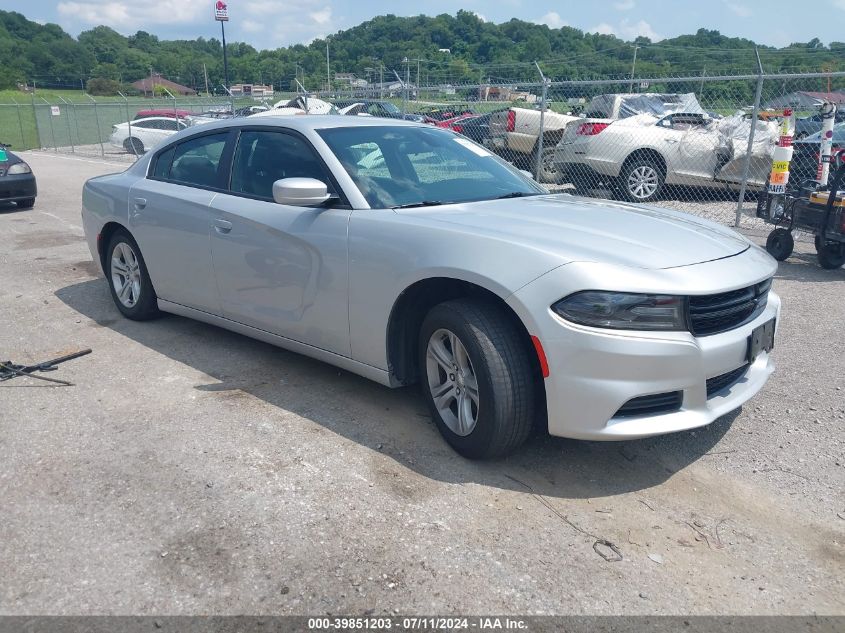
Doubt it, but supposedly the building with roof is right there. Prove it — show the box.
[131,74,197,97]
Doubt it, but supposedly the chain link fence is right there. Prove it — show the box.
[2,70,843,236]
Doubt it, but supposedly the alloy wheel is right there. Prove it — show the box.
[111,242,142,308]
[425,328,480,436]
[627,165,659,200]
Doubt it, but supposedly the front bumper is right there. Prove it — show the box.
[0,173,37,202]
[507,249,780,440]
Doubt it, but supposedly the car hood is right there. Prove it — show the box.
[397,194,750,270]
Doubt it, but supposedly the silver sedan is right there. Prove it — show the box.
[82,116,780,458]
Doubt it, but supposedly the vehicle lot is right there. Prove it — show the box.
[0,153,843,615]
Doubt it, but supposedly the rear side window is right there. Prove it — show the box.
[160,133,228,189]
[152,146,175,179]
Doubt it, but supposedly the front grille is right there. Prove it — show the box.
[706,364,749,398]
[688,278,771,336]
[614,391,682,418]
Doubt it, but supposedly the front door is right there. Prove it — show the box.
[209,128,352,357]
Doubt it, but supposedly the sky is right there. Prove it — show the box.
[9,0,845,50]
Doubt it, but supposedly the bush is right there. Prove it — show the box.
[87,77,122,96]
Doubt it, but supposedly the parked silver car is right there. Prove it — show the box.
[82,116,780,458]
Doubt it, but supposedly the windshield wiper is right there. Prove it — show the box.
[391,200,444,209]
[495,192,539,199]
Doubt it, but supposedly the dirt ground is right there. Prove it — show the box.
[0,152,843,616]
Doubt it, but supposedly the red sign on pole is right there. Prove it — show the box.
[214,0,228,21]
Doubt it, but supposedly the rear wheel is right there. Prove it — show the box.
[816,239,845,269]
[105,230,160,320]
[123,137,144,155]
[766,228,794,261]
[532,145,560,184]
[619,158,664,203]
[419,299,535,459]
[16,198,35,209]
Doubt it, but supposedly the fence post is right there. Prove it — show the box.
[72,100,82,149]
[735,49,764,227]
[87,93,105,157]
[11,98,26,150]
[534,62,549,183]
[118,91,134,156]
[40,97,58,152]
[30,91,42,150]
[58,96,75,154]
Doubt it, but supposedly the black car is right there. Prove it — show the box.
[790,122,845,186]
[0,145,36,209]
[453,110,506,145]
[794,110,845,139]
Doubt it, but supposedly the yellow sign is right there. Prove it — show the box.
[771,161,790,172]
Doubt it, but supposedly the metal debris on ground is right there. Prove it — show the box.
[0,349,92,386]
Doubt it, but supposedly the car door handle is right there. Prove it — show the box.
[213,219,233,234]
[665,138,679,144]
[133,197,147,209]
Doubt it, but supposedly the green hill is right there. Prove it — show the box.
[1,9,843,93]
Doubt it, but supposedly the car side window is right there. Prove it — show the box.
[230,130,334,199]
[152,146,175,180]
[133,120,153,129]
[168,133,228,189]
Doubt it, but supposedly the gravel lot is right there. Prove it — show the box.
[0,152,843,616]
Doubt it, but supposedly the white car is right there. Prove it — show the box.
[109,117,187,155]
[82,116,780,458]
[554,93,777,202]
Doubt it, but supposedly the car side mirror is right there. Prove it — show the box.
[272,178,332,207]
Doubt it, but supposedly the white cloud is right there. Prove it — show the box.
[833,0,845,9]
[724,1,753,17]
[309,7,332,26]
[473,12,487,22]
[241,19,264,33]
[589,18,662,41]
[613,0,635,10]
[56,0,206,28]
[534,11,567,29]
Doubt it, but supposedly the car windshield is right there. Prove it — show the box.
[805,122,845,143]
[317,125,545,208]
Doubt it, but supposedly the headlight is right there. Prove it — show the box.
[7,162,31,175]
[552,291,686,331]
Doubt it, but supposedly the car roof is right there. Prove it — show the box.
[182,115,424,135]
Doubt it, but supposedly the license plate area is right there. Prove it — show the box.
[747,318,775,363]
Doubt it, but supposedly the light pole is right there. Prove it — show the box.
[628,44,640,93]
[326,36,330,93]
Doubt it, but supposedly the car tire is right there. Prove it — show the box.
[418,298,535,459]
[123,137,144,155]
[16,198,35,209]
[619,158,664,203]
[532,145,560,184]
[816,240,845,269]
[105,230,160,320]
[766,228,794,261]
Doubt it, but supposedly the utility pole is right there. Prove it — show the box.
[380,65,384,100]
[629,44,640,93]
[203,63,210,97]
[221,21,230,92]
[326,36,331,93]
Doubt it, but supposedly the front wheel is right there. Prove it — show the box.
[16,197,35,209]
[105,230,160,320]
[619,158,664,203]
[419,299,536,459]
[766,228,794,261]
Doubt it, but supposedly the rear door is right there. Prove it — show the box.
[128,130,232,314]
